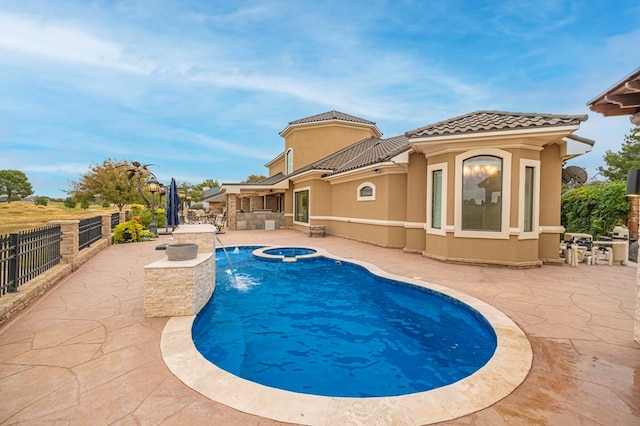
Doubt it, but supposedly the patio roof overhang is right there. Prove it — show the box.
[588,67,640,124]
[221,179,290,195]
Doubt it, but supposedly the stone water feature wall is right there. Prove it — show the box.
[236,212,285,230]
[143,253,215,317]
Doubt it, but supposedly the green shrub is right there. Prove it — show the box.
[34,196,49,206]
[139,207,166,229]
[63,197,77,209]
[561,180,631,238]
[112,220,144,244]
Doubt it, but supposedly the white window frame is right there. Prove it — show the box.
[454,149,511,239]
[518,159,540,240]
[293,186,310,225]
[426,162,447,236]
[286,148,293,175]
[357,182,376,201]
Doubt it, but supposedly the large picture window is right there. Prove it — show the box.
[461,155,502,231]
[426,162,447,235]
[523,166,534,232]
[431,170,443,229]
[294,189,309,223]
[518,159,540,239]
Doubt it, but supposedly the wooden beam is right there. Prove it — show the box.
[626,79,640,92]
[589,103,636,116]
[605,93,640,108]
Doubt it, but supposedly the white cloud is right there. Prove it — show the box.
[0,12,154,74]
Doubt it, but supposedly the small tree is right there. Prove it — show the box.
[64,197,77,209]
[597,126,640,181]
[0,170,34,202]
[34,196,49,206]
[243,174,267,183]
[68,159,139,211]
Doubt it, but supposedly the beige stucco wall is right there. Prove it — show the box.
[284,124,378,172]
[419,146,547,266]
[538,144,563,262]
[269,156,285,177]
[404,152,427,252]
[321,172,407,248]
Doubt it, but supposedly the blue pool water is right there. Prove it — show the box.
[192,246,497,398]
[262,247,317,257]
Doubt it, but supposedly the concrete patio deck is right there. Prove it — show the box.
[1,229,638,425]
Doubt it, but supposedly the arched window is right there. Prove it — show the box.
[357,182,376,201]
[286,148,293,175]
[454,149,511,239]
[462,155,502,231]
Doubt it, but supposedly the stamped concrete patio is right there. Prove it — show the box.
[0,229,638,425]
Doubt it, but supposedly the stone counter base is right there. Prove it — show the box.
[144,253,215,317]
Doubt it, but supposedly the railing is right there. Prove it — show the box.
[111,212,120,229]
[0,226,61,296]
[79,216,102,250]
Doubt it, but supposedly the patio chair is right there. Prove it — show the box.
[215,211,227,234]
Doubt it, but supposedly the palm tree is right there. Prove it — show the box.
[121,161,156,207]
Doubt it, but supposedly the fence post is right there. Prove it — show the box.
[119,211,127,225]
[49,220,79,270]
[101,215,112,245]
[8,233,18,292]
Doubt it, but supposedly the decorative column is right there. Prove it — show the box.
[227,194,237,230]
[101,215,112,245]
[49,220,79,269]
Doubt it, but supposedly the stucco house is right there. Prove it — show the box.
[221,109,593,267]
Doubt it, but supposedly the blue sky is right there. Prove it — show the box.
[0,0,638,198]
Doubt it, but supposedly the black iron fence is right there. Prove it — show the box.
[0,225,61,296]
[79,216,102,250]
[111,212,120,229]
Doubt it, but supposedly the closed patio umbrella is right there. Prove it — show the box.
[165,178,180,232]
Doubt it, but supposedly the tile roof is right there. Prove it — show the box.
[256,172,287,185]
[308,134,410,176]
[405,110,588,138]
[287,110,377,126]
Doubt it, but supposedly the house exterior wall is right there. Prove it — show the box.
[269,156,285,177]
[538,144,564,263]
[404,152,427,253]
[319,172,407,248]
[283,124,378,172]
[421,146,545,267]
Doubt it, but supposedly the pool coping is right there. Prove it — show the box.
[161,245,533,425]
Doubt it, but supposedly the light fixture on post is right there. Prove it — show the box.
[146,176,160,236]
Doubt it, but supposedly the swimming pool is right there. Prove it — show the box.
[193,246,496,397]
[161,243,532,425]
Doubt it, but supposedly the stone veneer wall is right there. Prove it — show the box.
[227,195,237,230]
[172,224,217,252]
[144,253,215,317]
[236,212,285,230]
[629,197,639,241]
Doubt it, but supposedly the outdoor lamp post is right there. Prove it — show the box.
[626,169,640,343]
[146,176,160,236]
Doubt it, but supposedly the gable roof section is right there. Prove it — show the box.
[256,172,287,185]
[279,110,382,137]
[285,134,410,178]
[287,110,376,126]
[405,110,588,139]
[587,67,640,118]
